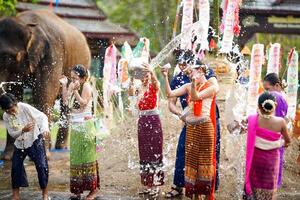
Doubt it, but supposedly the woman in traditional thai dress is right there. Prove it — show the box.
[128,63,164,197]
[60,64,100,200]
[161,60,218,200]
[263,73,288,187]
[244,92,291,200]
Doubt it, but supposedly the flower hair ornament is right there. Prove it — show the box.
[261,99,276,113]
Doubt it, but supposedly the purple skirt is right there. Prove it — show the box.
[138,114,164,187]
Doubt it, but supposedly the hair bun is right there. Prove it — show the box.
[262,99,275,113]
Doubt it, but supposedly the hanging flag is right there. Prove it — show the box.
[197,0,210,50]
[287,48,298,119]
[118,59,129,87]
[266,43,281,75]
[121,41,133,61]
[49,0,53,10]
[220,0,241,53]
[103,44,117,127]
[247,44,264,116]
[130,37,150,70]
[180,0,194,50]
[55,0,59,11]
[117,59,126,119]
[120,41,132,86]
[209,39,217,50]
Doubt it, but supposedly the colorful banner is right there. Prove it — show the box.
[197,0,210,50]
[180,0,194,50]
[103,44,117,126]
[49,0,53,9]
[55,0,59,11]
[267,43,281,75]
[247,44,264,115]
[131,37,150,68]
[287,48,299,119]
[220,0,241,53]
[121,41,133,61]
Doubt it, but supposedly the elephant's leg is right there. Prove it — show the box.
[1,84,23,160]
[33,61,70,150]
[55,98,69,149]
[32,68,61,155]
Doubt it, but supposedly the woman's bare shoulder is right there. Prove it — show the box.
[83,82,92,89]
[272,116,286,124]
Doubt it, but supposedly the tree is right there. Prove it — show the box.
[96,0,178,53]
[0,0,17,16]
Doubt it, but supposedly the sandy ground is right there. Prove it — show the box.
[1,97,300,200]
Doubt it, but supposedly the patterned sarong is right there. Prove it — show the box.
[70,120,100,194]
[250,148,279,200]
[245,114,281,200]
[185,120,215,198]
[138,114,164,187]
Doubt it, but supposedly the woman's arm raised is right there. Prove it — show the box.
[161,68,189,98]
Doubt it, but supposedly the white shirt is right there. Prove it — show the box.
[3,102,49,149]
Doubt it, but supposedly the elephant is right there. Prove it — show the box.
[0,9,91,159]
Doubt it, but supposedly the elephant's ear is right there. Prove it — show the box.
[25,23,48,73]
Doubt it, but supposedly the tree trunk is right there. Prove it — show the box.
[212,0,220,35]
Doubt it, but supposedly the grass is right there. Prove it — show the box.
[0,126,6,140]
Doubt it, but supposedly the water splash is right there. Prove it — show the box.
[0,81,22,93]
[150,21,201,68]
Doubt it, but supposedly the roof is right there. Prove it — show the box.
[241,0,300,15]
[16,0,137,44]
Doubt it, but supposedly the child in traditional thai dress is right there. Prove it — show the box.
[161,60,218,200]
[244,92,291,200]
[60,64,99,200]
[128,63,164,197]
[263,73,288,187]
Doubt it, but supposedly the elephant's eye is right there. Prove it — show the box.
[0,54,14,63]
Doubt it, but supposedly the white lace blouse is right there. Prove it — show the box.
[3,102,49,149]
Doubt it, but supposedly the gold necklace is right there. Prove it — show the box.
[258,110,271,119]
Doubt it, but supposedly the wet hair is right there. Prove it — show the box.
[258,92,276,113]
[72,64,88,79]
[0,93,18,110]
[193,59,208,74]
[173,48,195,65]
[263,73,284,88]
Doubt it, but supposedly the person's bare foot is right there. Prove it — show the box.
[69,194,81,200]
[43,194,49,200]
[86,189,98,200]
[12,188,20,200]
[42,188,49,200]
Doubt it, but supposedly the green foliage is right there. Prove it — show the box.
[0,126,6,139]
[96,0,178,53]
[0,0,39,16]
[212,0,220,35]
[0,0,17,16]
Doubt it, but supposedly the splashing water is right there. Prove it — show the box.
[149,21,201,68]
[0,81,22,93]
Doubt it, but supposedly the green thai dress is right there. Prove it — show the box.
[68,88,100,194]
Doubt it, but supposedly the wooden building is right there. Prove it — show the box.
[240,0,300,47]
[17,0,138,77]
